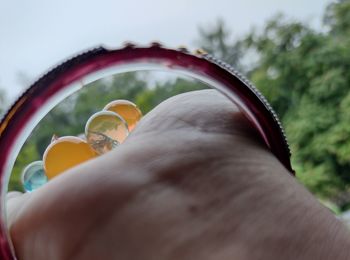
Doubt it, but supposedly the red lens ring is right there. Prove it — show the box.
[0,44,293,259]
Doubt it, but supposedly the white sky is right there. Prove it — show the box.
[0,0,330,103]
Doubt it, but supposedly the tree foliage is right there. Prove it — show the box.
[243,1,350,203]
[195,1,350,208]
[197,19,243,70]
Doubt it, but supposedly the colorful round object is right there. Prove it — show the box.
[85,111,129,154]
[21,161,48,192]
[104,100,142,131]
[43,136,97,180]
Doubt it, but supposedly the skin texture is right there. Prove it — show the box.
[6,90,350,260]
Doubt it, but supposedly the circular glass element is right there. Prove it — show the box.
[85,111,129,155]
[0,45,293,260]
[43,136,97,179]
[104,100,142,131]
[21,161,47,192]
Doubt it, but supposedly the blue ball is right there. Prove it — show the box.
[22,161,48,192]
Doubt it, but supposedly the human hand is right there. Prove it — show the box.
[7,90,350,260]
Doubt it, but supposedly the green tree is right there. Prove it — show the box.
[324,0,350,36]
[136,78,207,113]
[195,1,350,208]
[197,19,243,70]
[242,2,350,204]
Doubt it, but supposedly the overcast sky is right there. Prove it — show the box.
[0,0,330,103]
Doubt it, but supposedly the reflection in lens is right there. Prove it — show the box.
[10,72,207,192]
[85,111,129,155]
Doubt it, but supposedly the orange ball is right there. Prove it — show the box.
[43,136,97,180]
[104,100,142,131]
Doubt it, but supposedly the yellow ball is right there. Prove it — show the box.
[104,100,142,131]
[43,136,97,180]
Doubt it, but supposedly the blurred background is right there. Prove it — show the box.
[1,0,350,219]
